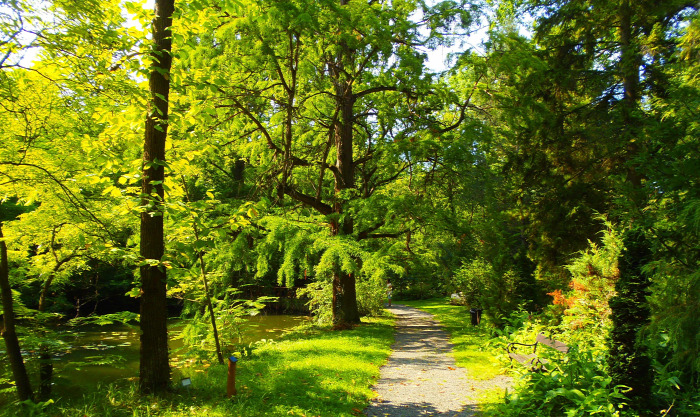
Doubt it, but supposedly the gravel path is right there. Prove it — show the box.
[364,304,511,417]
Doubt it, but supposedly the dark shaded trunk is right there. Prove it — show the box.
[38,348,52,401]
[329,212,359,325]
[37,274,55,401]
[330,109,360,324]
[233,159,245,195]
[608,7,654,409]
[608,228,653,411]
[139,0,175,395]
[332,270,359,326]
[618,0,644,200]
[0,224,33,402]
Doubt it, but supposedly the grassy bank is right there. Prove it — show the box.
[1,315,394,417]
[399,298,509,415]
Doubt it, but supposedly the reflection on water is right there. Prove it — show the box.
[0,315,309,401]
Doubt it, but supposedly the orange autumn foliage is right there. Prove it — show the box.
[548,289,578,309]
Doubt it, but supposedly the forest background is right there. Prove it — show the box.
[0,0,698,415]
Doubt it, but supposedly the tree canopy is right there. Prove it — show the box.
[0,0,698,413]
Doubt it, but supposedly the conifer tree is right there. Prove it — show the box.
[608,228,653,411]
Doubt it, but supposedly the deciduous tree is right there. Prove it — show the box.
[139,0,175,395]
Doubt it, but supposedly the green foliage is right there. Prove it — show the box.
[647,263,700,387]
[177,289,272,363]
[562,222,622,329]
[641,25,700,382]
[296,281,333,325]
[355,275,386,317]
[492,311,631,417]
[486,230,625,416]
[502,349,630,417]
[67,312,139,327]
[451,259,520,327]
[0,0,697,407]
[489,222,698,416]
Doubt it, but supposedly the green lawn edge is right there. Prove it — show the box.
[2,315,395,417]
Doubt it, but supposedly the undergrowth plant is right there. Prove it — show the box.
[491,224,635,416]
[451,258,519,327]
[490,222,700,416]
[176,290,274,363]
[499,338,630,417]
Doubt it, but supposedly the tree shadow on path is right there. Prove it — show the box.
[364,304,504,417]
[365,400,480,417]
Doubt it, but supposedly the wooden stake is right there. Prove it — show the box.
[227,356,238,397]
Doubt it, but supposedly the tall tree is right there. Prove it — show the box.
[0,0,136,395]
[180,0,474,326]
[485,0,697,282]
[139,0,175,395]
[500,0,699,398]
[643,8,700,386]
[0,214,33,402]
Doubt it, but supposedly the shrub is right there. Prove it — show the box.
[494,312,633,417]
[452,258,519,326]
[562,222,622,332]
[296,280,333,325]
[500,344,631,417]
[356,276,386,317]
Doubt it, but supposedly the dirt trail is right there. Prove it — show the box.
[364,304,511,417]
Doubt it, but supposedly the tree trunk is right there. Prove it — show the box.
[37,274,55,401]
[0,224,33,402]
[327,0,360,325]
[195,229,224,365]
[335,271,359,325]
[199,254,224,365]
[608,228,653,411]
[328,23,360,326]
[608,7,654,409]
[139,0,175,395]
[180,175,224,364]
[618,0,644,200]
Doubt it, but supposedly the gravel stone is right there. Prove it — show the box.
[364,304,512,417]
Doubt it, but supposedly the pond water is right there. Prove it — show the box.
[1,314,309,401]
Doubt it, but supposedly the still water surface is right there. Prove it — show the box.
[2,315,308,400]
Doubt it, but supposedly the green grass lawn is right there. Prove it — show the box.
[3,315,394,417]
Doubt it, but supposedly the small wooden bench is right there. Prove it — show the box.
[506,333,569,371]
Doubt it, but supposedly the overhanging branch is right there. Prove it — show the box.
[281,184,333,215]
